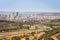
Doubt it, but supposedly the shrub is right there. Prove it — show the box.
[11,36,21,40]
[25,38,30,40]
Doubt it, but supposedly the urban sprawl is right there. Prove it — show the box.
[0,12,60,22]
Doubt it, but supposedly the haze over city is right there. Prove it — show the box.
[0,0,60,12]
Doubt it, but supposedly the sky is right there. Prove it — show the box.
[0,0,60,12]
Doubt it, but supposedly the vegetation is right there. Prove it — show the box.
[11,36,21,40]
[0,19,60,40]
[25,38,30,40]
[57,35,60,40]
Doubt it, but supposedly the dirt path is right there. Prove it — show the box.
[51,33,60,40]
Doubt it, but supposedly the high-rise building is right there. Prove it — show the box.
[9,14,11,21]
[9,12,15,21]
[12,12,14,16]
[16,12,18,16]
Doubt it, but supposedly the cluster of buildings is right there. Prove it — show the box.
[0,12,60,22]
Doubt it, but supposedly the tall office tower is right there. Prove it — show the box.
[16,12,18,16]
[0,14,1,16]
[9,12,15,21]
[9,14,11,21]
[6,14,10,21]
[12,12,14,16]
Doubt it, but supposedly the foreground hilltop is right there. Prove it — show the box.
[0,19,60,40]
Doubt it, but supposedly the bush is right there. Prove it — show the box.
[11,36,21,40]
[0,38,7,40]
[25,38,30,40]
[31,32,35,36]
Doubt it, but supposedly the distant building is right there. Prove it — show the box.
[9,12,15,21]
[29,26,36,30]
[16,12,19,16]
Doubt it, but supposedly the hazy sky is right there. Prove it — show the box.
[0,0,60,12]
